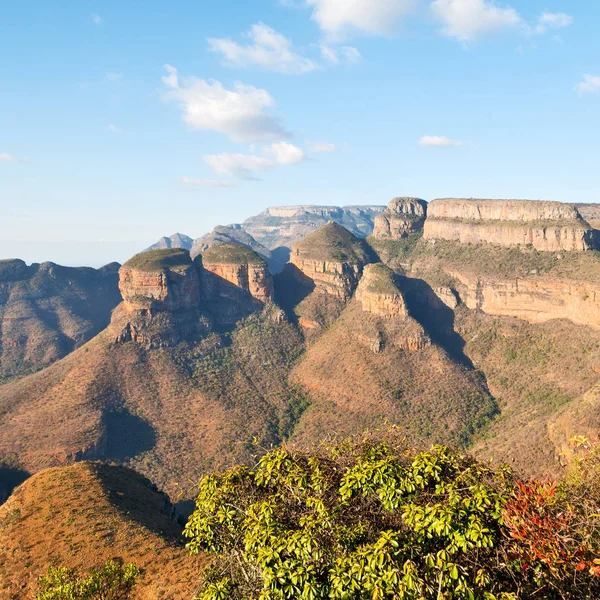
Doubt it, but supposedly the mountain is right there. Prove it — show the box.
[241,205,386,249]
[3,196,600,498]
[0,259,121,383]
[144,233,194,252]
[0,461,200,599]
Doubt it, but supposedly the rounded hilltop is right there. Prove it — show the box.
[201,242,265,265]
[123,247,192,272]
[292,221,371,263]
[359,263,402,296]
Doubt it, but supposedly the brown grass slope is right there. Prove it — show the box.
[0,461,200,600]
[0,305,306,497]
[455,308,600,478]
[290,301,497,449]
[0,259,121,383]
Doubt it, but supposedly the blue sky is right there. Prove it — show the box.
[1,0,599,266]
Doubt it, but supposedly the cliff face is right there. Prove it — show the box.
[449,270,600,330]
[372,197,427,240]
[201,243,274,325]
[355,264,409,318]
[116,249,208,348]
[289,222,371,300]
[424,198,596,252]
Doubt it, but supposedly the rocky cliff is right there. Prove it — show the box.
[573,203,600,230]
[201,243,274,324]
[449,270,600,330]
[289,222,372,300]
[355,264,408,318]
[116,248,208,347]
[372,197,427,240]
[423,198,596,252]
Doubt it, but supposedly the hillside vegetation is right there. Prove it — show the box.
[0,462,201,599]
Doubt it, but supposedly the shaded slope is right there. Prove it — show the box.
[0,305,306,496]
[0,259,121,383]
[0,462,200,599]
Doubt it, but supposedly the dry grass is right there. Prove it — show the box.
[124,249,191,272]
[0,461,202,599]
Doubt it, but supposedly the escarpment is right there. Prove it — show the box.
[355,264,409,318]
[423,198,596,252]
[289,222,372,300]
[372,197,427,240]
[201,243,274,325]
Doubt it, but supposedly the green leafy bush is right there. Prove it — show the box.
[36,560,139,600]
[184,437,600,599]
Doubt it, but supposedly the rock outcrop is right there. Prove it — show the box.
[372,197,427,240]
[201,243,274,324]
[423,198,596,252]
[449,270,600,331]
[117,248,208,347]
[355,264,409,318]
[289,222,372,299]
[573,204,600,230]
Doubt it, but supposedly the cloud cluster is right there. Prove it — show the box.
[162,65,290,143]
[208,23,318,74]
[306,0,417,39]
[0,153,16,162]
[204,142,307,180]
[419,135,463,147]
[431,0,521,42]
[575,74,600,95]
[535,12,573,34]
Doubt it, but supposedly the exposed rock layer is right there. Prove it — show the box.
[355,264,409,318]
[449,270,600,330]
[373,197,427,240]
[424,199,596,252]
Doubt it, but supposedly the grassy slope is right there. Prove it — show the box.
[456,308,600,477]
[0,306,307,498]
[0,462,200,599]
[290,301,497,449]
[293,222,372,263]
[201,243,265,265]
[123,248,192,271]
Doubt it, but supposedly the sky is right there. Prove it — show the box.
[1,0,599,267]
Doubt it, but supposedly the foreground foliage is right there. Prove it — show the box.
[185,436,600,600]
[36,560,139,600]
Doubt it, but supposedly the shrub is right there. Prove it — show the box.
[36,560,139,600]
[185,438,600,599]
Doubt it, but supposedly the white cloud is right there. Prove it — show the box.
[431,0,522,42]
[0,153,16,162]
[91,13,102,25]
[181,176,237,188]
[575,74,600,95]
[107,124,120,133]
[268,142,306,164]
[419,135,463,147]
[162,65,290,143]
[307,141,336,152]
[320,45,361,65]
[306,0,418,39]
[105,72,124,82]
[204,153,275,179]
[208,23,318,75]
[535,12,573,34]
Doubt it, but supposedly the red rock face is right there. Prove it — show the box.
[354,265,409,318]
[118,265,201,315]
[289,255,361,300]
